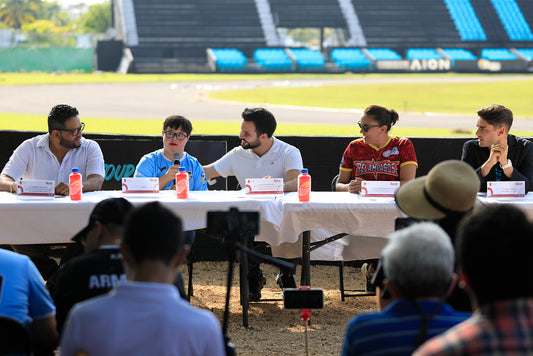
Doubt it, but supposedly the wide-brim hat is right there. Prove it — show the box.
[72,197,133,242]
[395,160,480,220]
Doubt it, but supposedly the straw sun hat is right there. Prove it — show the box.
[395,160,480,220]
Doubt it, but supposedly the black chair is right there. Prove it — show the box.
[0,315,32,356]
[331,174,374,301]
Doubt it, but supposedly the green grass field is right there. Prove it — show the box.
[1,72,532,137]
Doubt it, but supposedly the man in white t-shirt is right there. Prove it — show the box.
[60,202,225,356]
[0,104,105,280]
[0,104,104,195]
[203,107,304,301]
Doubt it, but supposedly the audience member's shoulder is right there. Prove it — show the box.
[0,248,29,265]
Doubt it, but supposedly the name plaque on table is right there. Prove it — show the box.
[487,181,525,198]
[245,178,284,195]
[16,179,55,199]
[122,177,159,194]
[360,181,400,197]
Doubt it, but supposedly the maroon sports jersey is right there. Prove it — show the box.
[340,137,418,181]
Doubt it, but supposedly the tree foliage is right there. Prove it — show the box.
[78,2,110,34]
[0,0,40,29]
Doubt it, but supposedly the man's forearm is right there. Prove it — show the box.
[82,175,104,192]
[0,175,17,192]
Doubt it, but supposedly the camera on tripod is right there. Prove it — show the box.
[207,207,259,241]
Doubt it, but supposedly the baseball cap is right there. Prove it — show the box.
[72,197,133,242]
[394,160,480,220]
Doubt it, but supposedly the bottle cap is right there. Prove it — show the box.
[72,168,80,173]
[301,168,308,174]
[178,167,186,172]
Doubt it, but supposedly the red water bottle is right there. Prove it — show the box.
[298,168,311,202]
[69,168,82,201]
[176,167,189,199]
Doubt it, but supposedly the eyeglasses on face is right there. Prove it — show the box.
[163,131,188,140]
[59,122,85,136]
[357,121,382,132]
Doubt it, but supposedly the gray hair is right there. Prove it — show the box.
[382,222,454,299]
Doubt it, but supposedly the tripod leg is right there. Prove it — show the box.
[239,248,249,327]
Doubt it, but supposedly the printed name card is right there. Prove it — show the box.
[360,181,400,197]
[245,178,284,196]
[17,180,55,199]
[122,177,159,194]
[487,181,525,198]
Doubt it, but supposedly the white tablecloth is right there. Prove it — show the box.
[2,191,533,261]
[0,191,282,245]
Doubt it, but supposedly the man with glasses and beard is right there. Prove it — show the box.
[0,104,104,195]
[0,104,104,280]
[203,107,304,301]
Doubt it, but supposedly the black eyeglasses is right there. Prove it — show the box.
[59,122,85,136]
[357,121,381,132]
[163,131,188,140]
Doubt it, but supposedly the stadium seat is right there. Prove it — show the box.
[443,0,487,41]
[490,0,533,41]
[481,48,517,60]
[406,48,442,60]
[254,49,293,71]
[210,49,247,72]
[441,48,477,61]
[330,49,371,71]
[365,48,402,60]
[288,48,326,70]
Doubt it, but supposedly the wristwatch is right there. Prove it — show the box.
[500,159,512,169]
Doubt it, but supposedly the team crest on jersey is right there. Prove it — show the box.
[382,147,399,158]
[354,159,399,179]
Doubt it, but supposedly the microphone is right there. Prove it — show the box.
[173,153,181,166]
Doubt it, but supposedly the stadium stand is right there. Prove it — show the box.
[129,0,266,73]
[107,0,533,73]
[269,0,346,28]
[481,48,518,60]
[288,48,326,70]
[490,0,533,41]
[254,49,293,71]
[330,48,371,70]
[350,0,460,48]
[444,0,487,41]
[406,48,442,60]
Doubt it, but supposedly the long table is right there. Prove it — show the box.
[2,190,533,273]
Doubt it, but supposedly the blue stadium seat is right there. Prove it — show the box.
[515,48,533,61]
[211,49,247,72]
[365,48,402,60]
[406,48,442,60]
[330,49,371,70]
[441,48,477,60]
[481,48,517,60]
[490,0,533,41]
[444,0,487,41]
[288,48,325,70]
[254,49,293,71]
